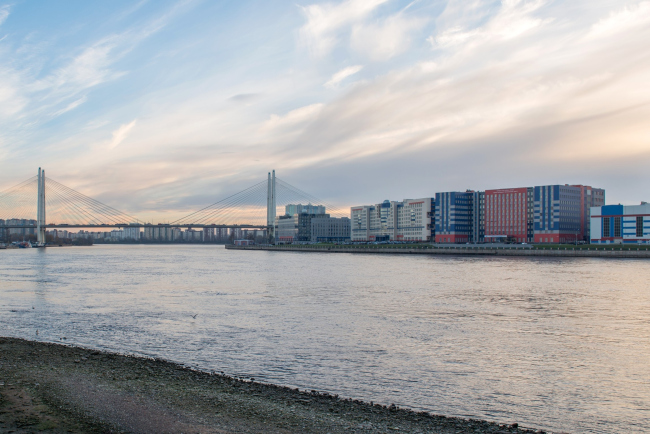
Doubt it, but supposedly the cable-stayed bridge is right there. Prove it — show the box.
[0,168,345,245]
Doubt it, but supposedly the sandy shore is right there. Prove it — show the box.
[0,337,543,433]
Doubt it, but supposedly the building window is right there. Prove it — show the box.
[603,218,610,237]
[637,216,644,237]
[614,217,621,237]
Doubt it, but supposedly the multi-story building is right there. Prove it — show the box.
[4,219,36,237]
[311,216,351,243]
[470,191,485,243]
[110,229,125,240]
[184,228,204,242]
[484,187,534,243]
[277,215,297,243]
[285,204,326,216]
[351,198,434,242]
[533,185,583,244]
[123,225,141,240]
[573,185,606,241]
[590,202,650,244]
[143,225,154,240]
[277,213,330,243]
[435,192,474,243]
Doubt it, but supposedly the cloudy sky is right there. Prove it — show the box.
[0,0,648,221]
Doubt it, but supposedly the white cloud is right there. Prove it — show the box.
[299,0,389,56]
[51,39,125,90]
[587,1,650,39]
[0,5,9,26]
[4,0,650,216]
[107,119,137,150]
[264,104,324,130]
[324,65,363,88]
[351,13,428,61]
[51,96,87,117]
[429,0,548,49]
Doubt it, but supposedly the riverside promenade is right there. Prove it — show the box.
[226,244,650,258]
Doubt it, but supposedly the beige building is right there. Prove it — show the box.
[351,198,434,242]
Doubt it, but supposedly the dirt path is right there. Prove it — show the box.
[0,337,542,433]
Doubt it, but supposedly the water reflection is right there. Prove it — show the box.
[1,245,649,433]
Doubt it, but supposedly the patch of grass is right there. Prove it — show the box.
[36,419,58,430]
[533,244,650,251]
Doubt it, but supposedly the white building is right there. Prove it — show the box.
[123,225,141,240]
[351,198,434,242]
[590,202,650,244]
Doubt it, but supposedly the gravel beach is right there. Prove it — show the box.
[0,337,544,433]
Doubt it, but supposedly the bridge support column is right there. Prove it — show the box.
[267,170,276,242]
[36,168,46,245]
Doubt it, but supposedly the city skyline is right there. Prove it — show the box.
[1,0,648,222]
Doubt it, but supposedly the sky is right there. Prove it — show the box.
[0,0,649,222]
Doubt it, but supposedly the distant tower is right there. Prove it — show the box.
[267,170,276,241]
[36,168,46,244]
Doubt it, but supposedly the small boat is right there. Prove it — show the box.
[17,241,32,248]
[0,243,6,249]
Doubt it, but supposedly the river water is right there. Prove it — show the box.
[1,245,648,433]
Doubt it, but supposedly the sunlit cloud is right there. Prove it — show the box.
[351,13,428,60]
[107,119,137,150]
[299,0,389,56]
[324,65,363,88]
[0,0,649,220]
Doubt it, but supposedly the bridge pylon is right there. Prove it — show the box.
[267,170,276,241]
[36,168,46,245]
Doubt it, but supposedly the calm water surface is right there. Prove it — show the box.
[1,245,649,433]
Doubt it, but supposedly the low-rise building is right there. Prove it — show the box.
[590,202,650,244]
[311,216,350,243]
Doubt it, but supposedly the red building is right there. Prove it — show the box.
[484,187,534,243]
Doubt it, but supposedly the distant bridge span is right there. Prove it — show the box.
[0,168,351,245]
[1,168,345,244]
[0,224,270,230]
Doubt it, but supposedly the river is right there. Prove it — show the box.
[1,244,649,433]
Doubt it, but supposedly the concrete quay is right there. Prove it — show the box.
[226,244,650,258]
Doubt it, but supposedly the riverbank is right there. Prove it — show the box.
[0,337,542,433]
[226,244,650,258]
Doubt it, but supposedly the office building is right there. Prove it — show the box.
[484,187,534,243]
[311,216,351,242]
[574,185,606,241]
[470,191,485,243]
[534,185,585,243]
[435,192,474,243]
[351,198,434,242]
[277,213,330,243]
[590,202,650,244]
